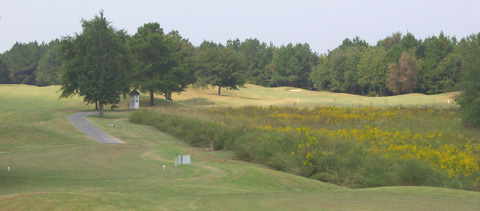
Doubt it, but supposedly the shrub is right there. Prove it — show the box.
[129,106,480,190]
[395,159,442,186]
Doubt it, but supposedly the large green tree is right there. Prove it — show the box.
[161,31,193,100]
[130,23,190,105]
[130,22,168,105]
[196,42,246,95]
[455,33,480,127]
[59,11,132,117]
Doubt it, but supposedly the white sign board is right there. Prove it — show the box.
[182,155,191,165]
[174,155,191,167]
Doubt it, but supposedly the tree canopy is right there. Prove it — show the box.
[59,11,132,117]
[310,32,463,96]
[455,33,480,127]
[130,23,192,105]
[1,20,478,100]
[130,22,169,106]
[2,41,46,84]
[387,52,418,94]
[271,43,317,88]
[0,57,11,84]
[0,40,62,86]
[195,42,246,95]
[36,40,63,86]
[234,38,275,87]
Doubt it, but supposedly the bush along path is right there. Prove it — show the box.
[68,112,123,144]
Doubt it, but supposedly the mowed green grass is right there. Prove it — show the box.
[1,84,479,210]
[172,84,458,108]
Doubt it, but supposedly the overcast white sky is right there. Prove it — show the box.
[1,0,479,54]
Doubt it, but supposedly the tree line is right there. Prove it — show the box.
[0,23,473,96]
[312,32,470,96]
[0,40,63,85]
[0,12,479,123]
[1,25,477,97]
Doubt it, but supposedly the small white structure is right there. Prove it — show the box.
[175,155,191,167]
[129,89,140,110]
[182,155,191,165]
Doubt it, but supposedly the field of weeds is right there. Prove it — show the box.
[131,105,480,190]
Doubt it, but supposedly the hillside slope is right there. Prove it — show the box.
[0,85,477,210]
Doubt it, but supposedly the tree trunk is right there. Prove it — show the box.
[164,92,172,101]
[218,86,221,95]
[95,101,98,110]
[150,91,154,106]
[99,102,104,118]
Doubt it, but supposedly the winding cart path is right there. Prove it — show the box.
[68,112,123,144]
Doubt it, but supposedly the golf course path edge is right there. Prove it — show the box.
[68,112,123,144]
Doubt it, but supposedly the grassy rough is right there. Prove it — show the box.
[129,106,480,190]
[1,85,480,210]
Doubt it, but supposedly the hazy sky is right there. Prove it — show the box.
[1,0,479,54]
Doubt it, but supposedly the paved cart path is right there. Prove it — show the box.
[68,112,123,144]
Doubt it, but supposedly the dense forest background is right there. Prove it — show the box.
[0,31,478,96]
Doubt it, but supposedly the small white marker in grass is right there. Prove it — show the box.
[163,165,165,170]
[7,167,10,172]
[175,155,191,167]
